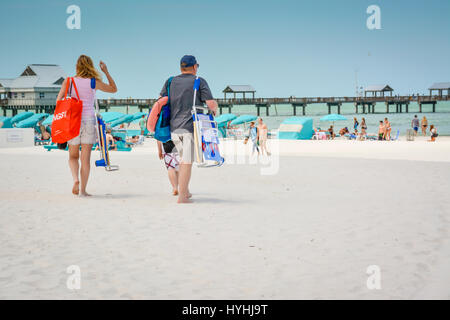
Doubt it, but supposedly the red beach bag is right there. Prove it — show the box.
[51,77,83,143]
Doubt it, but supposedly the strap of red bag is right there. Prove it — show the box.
[70,77,81,100]
[64,77,71,99]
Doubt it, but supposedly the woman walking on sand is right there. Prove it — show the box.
[421,116,428,136]
[56,55,117,196]
[257,117,271,156]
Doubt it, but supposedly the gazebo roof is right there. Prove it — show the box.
[428,82,450,90]
[223,85,256,93]
[0,64,66,89]
[364,85,394,92]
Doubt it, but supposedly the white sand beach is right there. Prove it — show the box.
[0,137,449,299]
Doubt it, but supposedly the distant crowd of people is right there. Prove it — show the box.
[321,115,438,142]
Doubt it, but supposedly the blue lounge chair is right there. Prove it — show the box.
[390,129,400,141]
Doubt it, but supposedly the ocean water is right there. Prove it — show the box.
[105,101,450,136]
[8,101,450,136]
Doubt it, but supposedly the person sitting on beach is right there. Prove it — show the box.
[127,135,140,144]
[339,127,349,136]
[378,121,385,140]
[421,116,428,136]
[412,115,420,136]
[383,118,391,140]
[429,125,438,142]
[106,128,117,151]
[328,125,335,139]
[157,140,180,195]
[38,121,51,141]
[56,55,117,196]
[249,121,260,155]
[155,55,218,203]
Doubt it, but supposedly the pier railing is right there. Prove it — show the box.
[1,95,449,116]
[92,95,449,107]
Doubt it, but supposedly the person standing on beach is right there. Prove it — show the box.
[56,55,117,196]
[412,115,420,136]
[353,117,359,133]
[249,121,260,155]
[158,55,218,203]
[421,116,428,136]
[384,117,391,140]
[257,117,271,156]
[139,115,146,136]
[360,117,367,139]
[378,121,385,140]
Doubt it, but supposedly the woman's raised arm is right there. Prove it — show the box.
[96,61,117,93]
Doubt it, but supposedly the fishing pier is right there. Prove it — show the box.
[1,95,449,117]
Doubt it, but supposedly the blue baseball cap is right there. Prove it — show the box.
[180,55,198,68]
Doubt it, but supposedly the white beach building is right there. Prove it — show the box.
[0,64,66,116]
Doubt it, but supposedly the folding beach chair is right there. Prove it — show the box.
[191,77,224,168]
[390,129,400,141]
[94,99,119,171]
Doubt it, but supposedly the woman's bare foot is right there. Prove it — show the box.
[173,189,179,196]
[177,196,193,204]
[72,181,80,195]
[79,191,92,197]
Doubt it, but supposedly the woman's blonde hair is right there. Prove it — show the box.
[76,55,101,80]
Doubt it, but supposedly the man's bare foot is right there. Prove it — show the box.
[173,189,179,196]
[72,181,80,195]
[177,196,193,204]
[79,192,92,197]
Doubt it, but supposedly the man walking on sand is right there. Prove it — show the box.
[412,115,420,136]
[159,55,218,203]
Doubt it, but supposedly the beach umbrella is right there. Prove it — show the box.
[215,113,237,128]
[109,114,134,128]
[230,115,257,126]
[16,113,49,128]
[0,117,12,128]
[320,114,347,128]
[100,111,126,123]
[130,111,147,123]
[320,114,347,122]
[42,114,53,126]
[10,111,34,126]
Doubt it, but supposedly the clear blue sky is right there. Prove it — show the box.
[1,0,449,98]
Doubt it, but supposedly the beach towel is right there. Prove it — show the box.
[51,77,83,143]
[147,77,173,142]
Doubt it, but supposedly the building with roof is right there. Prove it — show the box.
[364,84,394,97]
[428,82,450,96]
[0,64,66,115]
[223,85,256,99]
